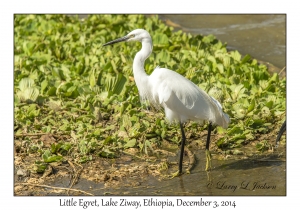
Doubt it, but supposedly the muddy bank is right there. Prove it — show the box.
[14,134,286,196]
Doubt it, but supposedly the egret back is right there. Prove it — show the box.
[147,67,230,128]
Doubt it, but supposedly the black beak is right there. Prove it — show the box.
[103,35,129,46]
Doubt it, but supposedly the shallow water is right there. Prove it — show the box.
[159,14,286,70]
[45,148,286,196]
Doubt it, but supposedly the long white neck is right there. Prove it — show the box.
[133,40,152,97]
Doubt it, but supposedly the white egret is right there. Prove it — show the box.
[103,29,230,175]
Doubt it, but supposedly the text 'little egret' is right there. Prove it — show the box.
[103,29,230,175]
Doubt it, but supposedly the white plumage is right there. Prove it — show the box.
[103,29,230,175]
[149,66,230,127]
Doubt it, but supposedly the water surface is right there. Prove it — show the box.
[159,14,286,70]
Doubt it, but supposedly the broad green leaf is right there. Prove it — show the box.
[41,80,48,94]
[124,139,136,148]
[43,155,63,163]
[153,33,169,46]
[231,50,241,61]
[19,77,35,91]
[155,50,170,63]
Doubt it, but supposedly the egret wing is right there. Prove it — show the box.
[149,67,230,128]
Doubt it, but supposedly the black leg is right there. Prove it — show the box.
[179,122,186,174]
[205,123,213,171]
[206,123,213,150]
[276,120,286,145]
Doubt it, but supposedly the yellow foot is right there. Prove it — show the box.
[169,170,182,178]
[205,149,212,171]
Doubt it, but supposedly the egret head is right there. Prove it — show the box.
[103,29,151,46]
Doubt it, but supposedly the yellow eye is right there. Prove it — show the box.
[130,34,135,38]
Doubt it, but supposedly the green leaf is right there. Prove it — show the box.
[105,73,127,97]
[99,149,116,158]
[42,150,63,163]
[17,87,40,102]
[227,125,243,136]
[19,77,35,91]
[124,139,136,148]
[103,136,113,145]
[248,99,255,112]
[230,50,241,61]
[44,155,63,163]
[41,80,48,94]
[93,128,101,136]
[32,161,47,173]
[17,78,39,102]
[60,143,72,153]
[155,50,170,63]
[153,33,169,46]
[23,41,35,56]
[241,54,252,64]
[89,69,96,88]
[59,123,71,131]
[202,34,215,43]
[47,87,57,96]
